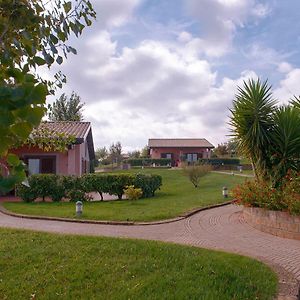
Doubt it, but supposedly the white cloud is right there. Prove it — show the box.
[57,31,259,150]
[277,62,293,73]
[93,0,141,28]
[274,68,300,103]
[185,0,270,56]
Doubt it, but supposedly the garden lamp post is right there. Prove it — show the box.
[222,187,228,198]
[76,201,83,216]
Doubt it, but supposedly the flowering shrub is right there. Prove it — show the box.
[232,171,300,215]
[123,185,143,200]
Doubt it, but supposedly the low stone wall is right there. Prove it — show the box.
[243,206,300,241]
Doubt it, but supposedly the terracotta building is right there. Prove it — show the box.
[10,121,95,176]
[148,138,214,166]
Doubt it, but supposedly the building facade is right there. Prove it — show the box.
[148,138,214,166]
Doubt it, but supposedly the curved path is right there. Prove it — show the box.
[1,204,300,298]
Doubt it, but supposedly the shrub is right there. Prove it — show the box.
[67,189,92,202]
[124,185,143,200]
[133,174,162,197]
[232,180,284,211]
[106,174,134,200]
[183,164,212,188]
[16,172,162,203]
[16,184,36,202]
[124,158,171,167]
[232,171,300,215]
[81,174,109,201]
[30,174,58,201]
[199,158,240,166]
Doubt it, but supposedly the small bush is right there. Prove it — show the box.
[81,174,109,201]
[183,164,212,188]
[106,174,134,200]
[124,185,143,200]
[16,184,36,202]
[133,174,162,197]
[232,171,300,215]
[67,189,92,202]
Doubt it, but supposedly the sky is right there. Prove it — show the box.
[45,0,300,152]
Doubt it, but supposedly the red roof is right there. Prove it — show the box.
[38,121,91,139]
[37,121,95,159]
[148,138,214,148]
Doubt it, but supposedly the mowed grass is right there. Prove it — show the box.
[3,170,247,222]
[0,228,277,300]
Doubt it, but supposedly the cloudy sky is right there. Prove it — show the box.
[46,0,300,151]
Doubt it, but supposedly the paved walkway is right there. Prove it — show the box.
[0,204,299,297]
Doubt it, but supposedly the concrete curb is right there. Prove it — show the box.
[0,200,233,226]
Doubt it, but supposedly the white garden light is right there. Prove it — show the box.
[222,187,228,198]
[76,201,83,216]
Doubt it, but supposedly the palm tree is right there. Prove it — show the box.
[230,79,300,186]
[229,79,276,181]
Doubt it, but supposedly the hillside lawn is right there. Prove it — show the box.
[3,169,247,222]
[0,228,277,300]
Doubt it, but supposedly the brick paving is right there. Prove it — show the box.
[0,204,299,298]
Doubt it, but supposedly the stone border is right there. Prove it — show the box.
[0,200,233,226]
[243,206,300,241]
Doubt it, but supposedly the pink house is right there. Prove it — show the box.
[148,138,214,166]
[10,121,95,176]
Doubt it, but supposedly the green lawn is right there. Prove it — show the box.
[3,170,246,222]
[0,228,277,299]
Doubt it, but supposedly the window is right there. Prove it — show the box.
[25,156,56,175]
[186,153,198,162]
[161,153,172,159]
[28,159,40,175]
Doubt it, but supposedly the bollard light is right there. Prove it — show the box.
[76,201,83,216]
[222,186,228,198]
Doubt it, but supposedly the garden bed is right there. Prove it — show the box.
[243,206,300,240]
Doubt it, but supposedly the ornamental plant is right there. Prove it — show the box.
[232,171,300,215]
[124,185,143,200]
[230,79,300,187]
[183,164,212,188]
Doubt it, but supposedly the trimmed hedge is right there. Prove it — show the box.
[124,158,171,167]
[16,173,162,202]
[199,158,240,166]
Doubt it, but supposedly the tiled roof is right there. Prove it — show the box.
[38,121,95,159]
[38,121,91,140]
[148,138,214,148]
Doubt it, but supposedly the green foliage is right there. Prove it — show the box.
[67,189,91,202]
[15,184,36,203]
[125,158,171,166]
[95,146,108,162]
[16,174,60,202]
[133,174,162,197]
[106,174,134,200]
[200,158,240,166]
[81,174,109,201]
[233,171,300,215]
[0,0,96,193]
[7,170,245,222]
[48,92,85,121]
[17,173,162,203]
[109,142,123,165]
[230,79,300,186]
[183,164,212,188]
[23,124,76,152]
[123,185,143,200]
